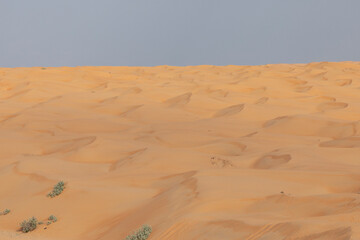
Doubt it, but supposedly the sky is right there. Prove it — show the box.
[1,0,360,67]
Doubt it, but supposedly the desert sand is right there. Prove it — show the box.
[0,62,360,240]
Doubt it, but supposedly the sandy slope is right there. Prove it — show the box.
[0,62,360,240]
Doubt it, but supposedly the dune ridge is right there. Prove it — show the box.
[1,62,360,239]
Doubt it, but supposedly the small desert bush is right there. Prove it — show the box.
[47,181,65,198]
[125,225,152,240]
[48,215,57,222]
[20,217,38,233]
[0,209,10,215]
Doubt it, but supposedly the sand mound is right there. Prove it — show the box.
[253,154,292,169]
[317,102,348,111]
[319,137,360,148]
[254,97,269,104]
[213,104,245,117]
[335,79,352,86]
[1,62,360,240]
[263,115,358,138]
[164,92,192,107]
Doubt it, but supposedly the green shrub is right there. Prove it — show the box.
[20,217,38,233]
[47,181,65,198]
[125,225,152,240]
[0,209,10,215]
[48,215,57,222]
[38,221,44,225]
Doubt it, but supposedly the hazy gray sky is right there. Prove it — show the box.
[1,0,359,67]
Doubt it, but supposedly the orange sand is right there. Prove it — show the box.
[0,62,360,239]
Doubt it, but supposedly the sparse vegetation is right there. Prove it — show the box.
[0,209,10,215]
[48,215,57,222]
[47,181,65,198]
[37,215,57,227]
[125,225,152,240]
[20,217,38,233]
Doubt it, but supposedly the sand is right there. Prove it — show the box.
[0,62,360,240]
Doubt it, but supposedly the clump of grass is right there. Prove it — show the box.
[3,209,10,215]
[41,67,46,70]
[20,217,38,233]
[37,215,57,227]
[47,181,65,198]
[0,209,10,215]
[125,225,152,240]
[48,215,57,222]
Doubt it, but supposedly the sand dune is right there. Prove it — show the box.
[1,62,360,239]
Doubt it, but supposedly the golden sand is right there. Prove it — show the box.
[0,62,360,239]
